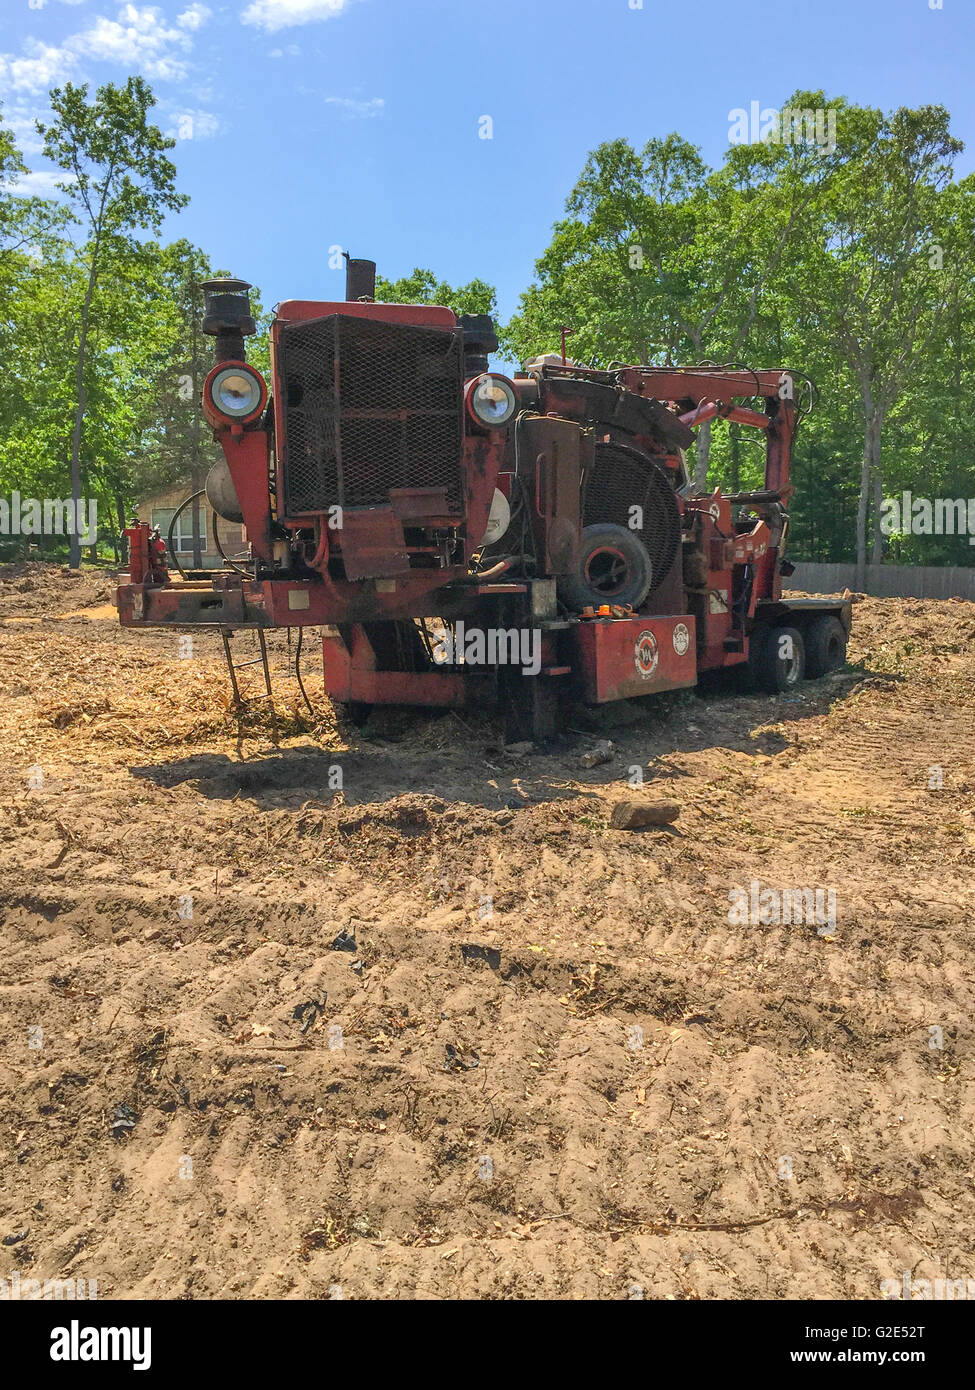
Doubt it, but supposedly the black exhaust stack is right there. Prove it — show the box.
[201,278,257,363]
[458,314,498,377]
[345,256,376,302]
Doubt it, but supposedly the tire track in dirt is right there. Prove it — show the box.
[0,572,973,1298]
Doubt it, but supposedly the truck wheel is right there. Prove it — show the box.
[804,615,847,678]
[754,625,805,693]
[743,623,771,691]
[557,524,653,612]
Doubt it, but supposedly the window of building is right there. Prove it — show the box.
[151,507,208,553]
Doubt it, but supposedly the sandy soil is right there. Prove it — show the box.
[0,562,973,1300]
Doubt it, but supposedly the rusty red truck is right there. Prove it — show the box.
[117,258,851,740]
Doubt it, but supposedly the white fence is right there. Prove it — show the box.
[788,562,975,600]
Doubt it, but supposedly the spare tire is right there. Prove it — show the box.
[582,442,681,593]
[557,523,653,611]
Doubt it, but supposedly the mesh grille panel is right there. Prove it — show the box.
[583,443,681,591]
[277,314,465,515]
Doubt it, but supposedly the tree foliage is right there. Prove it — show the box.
[0,79,972,576]
[374,267,497,319]
[505,93,975,572]
[35,77,188,564]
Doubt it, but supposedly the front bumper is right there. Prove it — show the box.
[116,571,476,629]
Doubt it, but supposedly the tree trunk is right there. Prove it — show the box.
[693,419,712,493]
[871,468,884,564]
[729,423,741,494]
[114,492,127,566]
[68,256,99,569]
[856,403,883,591]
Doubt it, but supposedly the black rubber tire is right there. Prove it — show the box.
[804,615,847,678]
[557,523,653,612]
[743,623,772,692]
[752,624,806,693]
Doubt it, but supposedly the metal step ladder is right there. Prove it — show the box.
[221,629,280,740]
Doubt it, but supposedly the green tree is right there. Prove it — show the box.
[374,267,497,319]
[144,241,213,567]
[503,128,832,486]
[750,99,966,584]
[130,248,271,566]
[37,77,187,566]
[0,111,73,532]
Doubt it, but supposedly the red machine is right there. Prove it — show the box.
[118,260,851,740]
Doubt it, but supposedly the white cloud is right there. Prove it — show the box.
[169,108,221,140]
[0,4,204,94]
[241,0,354,35]
[8,169,76,196]
[177,4,212,30]
[0,39,76,93]
[72,5,193,81]
[268,43,300,57]
[325,95,383,120]
[2,104,46,155]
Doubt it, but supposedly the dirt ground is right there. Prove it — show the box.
[0,561,972,1300]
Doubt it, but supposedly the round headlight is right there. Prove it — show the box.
[467,373,517,428]
[209,365,264,420]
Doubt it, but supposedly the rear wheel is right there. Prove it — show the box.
[805,615,847,678]
[751,624,805,693]
[557,523,653,612]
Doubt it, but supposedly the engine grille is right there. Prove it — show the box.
[276,314,465,516]
[583,442,681,592]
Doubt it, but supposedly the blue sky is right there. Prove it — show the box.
[2,0,973,327]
